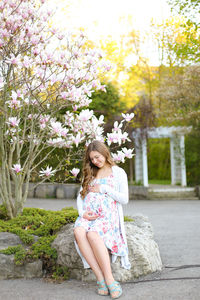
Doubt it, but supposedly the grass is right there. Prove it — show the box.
[148,179,171,185]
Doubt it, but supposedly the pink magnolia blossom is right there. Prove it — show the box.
[22,56,32,68]
[30,35,40,45]
[12,164,23,173]
[78,109,93,121]
[107,131,122,146]
[122,113,135,122]
[50,121,64,136]
[122,147,134,159]
[73,132,84,147]
[112,151,126,163]
[70,168,80,177]
[7,99,21,109]
[1,28,9,38]
[7,117,20,127]
[0,77,4,89]
[39,166,56,177]
[5,54,21,66]
[60,92,68,99]
[113,121,123,132]
[47,138,66,148]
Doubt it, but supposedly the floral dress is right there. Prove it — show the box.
[74,174,128,257]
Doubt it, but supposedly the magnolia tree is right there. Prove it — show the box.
[0,0,134,219]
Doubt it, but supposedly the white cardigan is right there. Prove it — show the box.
[75,165,131,270]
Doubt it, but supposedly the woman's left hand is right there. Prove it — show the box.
[89,184,100,193]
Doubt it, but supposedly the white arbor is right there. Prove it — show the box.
[133,127,191,187]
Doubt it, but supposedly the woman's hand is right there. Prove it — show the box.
[89,184,100,193]
[83,211,99,221]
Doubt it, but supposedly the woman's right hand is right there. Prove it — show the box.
[83,211,98,221]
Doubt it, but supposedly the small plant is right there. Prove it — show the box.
[124,216,134,222]
[52,266,70,282]
[0,245,26,265]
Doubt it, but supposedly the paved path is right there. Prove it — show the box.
[0,199,200,300]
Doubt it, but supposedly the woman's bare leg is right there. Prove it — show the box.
[74,226,104,282]
[87,231,115,284]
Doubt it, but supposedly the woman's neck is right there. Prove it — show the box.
[96,164,112,179]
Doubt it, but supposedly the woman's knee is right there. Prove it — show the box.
[87,231,99,243]
[74,226,86,240]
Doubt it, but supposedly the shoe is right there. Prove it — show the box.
[97,279,109,296]
[107,281,122,299]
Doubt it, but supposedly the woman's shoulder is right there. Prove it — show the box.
[112,165,127,176]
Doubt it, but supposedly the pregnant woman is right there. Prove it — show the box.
[74,140,130,299]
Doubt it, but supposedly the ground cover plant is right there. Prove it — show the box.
[0,204,78,280]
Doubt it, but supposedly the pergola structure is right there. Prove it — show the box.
[132,127,191,187]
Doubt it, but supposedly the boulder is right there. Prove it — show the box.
[0,232,43,279]
[52,215,162,282]
[0,232,23,250]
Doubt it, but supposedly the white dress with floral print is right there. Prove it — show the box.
[74,174,128,257]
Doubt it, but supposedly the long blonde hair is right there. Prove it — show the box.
[80,140,115,199]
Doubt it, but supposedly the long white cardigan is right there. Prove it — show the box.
[75,165,131,270]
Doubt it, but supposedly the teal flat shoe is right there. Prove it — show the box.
[97,279,109,296]
[107,281,122,299]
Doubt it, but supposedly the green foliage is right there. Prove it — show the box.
[31,236,58,260]
[148,138,171,180]
[0,205,8,220]
[185,131,200,186]
[52,266,70,281]
[89,82,126,121]
[0,206,78,279]
[0,245,26,265]
[149,179,171,185]
[168,0,200,63]
[124,216,134,222]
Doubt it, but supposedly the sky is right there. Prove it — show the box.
[48,0,172,65]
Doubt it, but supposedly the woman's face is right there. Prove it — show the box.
[89,151,106,168]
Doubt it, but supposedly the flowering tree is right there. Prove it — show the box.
[0,0,134,219]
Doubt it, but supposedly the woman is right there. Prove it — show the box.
[74,140,130,299]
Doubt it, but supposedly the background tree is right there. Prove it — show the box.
[89,81,126,122]
[0,0,134,218]
[168,0,200,63]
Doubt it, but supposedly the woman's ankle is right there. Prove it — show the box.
[105,276,115,286]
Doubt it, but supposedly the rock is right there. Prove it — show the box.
[0,232,23,250]
[0,232,43,279]
[0,254,43,279]
[52,215,162,282]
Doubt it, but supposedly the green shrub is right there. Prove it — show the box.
[0,245,26,265]
[0,205,78,279]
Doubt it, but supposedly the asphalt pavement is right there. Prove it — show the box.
[0,198,200,300]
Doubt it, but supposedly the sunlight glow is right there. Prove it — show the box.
[48,0,171,65]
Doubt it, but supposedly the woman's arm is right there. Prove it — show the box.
[77,188,84,217]
[77,188,99,220]
[99,167,129,205]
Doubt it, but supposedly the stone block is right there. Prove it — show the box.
[0,254,43,279]
[56,186,65,199]
[0,232,43,279]
[35,184,56,198]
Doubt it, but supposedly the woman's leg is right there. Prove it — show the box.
[74,226,104,282]
[87,231,122,298]
[87,231,115,285]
